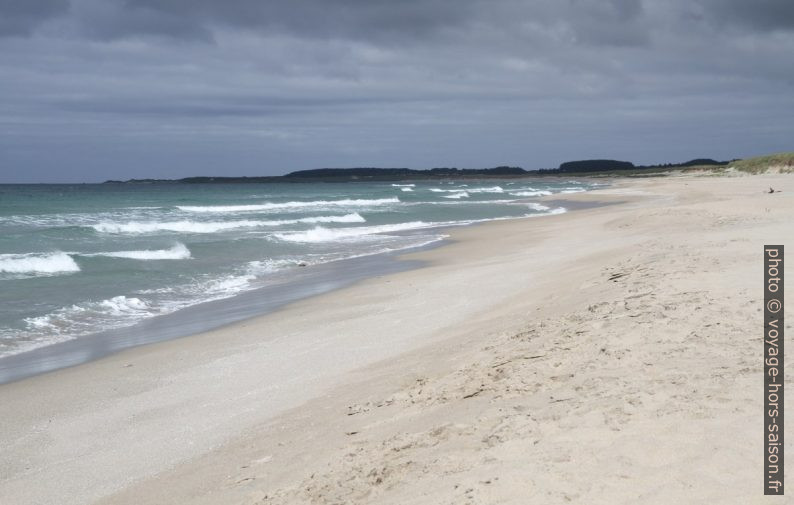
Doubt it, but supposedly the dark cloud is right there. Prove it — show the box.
[75,1,215,42]
[0,0,68,36]
[698,0,794,31]
[69,0,476,43]
[0,0,792,182]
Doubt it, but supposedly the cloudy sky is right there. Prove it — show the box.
[1,0,792,182]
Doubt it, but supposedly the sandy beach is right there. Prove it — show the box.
[1,173,792,504]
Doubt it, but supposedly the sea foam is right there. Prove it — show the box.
[0,252,80,275]
[83,243,192,260]
[510,190,553,197]
[526,202,552,211]
[177,199,398,213]
[273,221,438,243]
[91,213,365,234]
[467,186,505,193]
[442,191,469,199]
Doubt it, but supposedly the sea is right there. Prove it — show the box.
[0,179,599,370]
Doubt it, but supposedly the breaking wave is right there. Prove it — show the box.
[177,198,398,213]
[527,202,551,211]
[510,190,553,197]
[273,221,441,243]
[0,252,80,276]
[442,191,469,199]
[91,213,365,234]
[81,243,192,260]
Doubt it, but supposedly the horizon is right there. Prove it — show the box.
[0,153,745,184]
[1,1,793,183]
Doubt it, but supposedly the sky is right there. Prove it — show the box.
[0,0,792,182]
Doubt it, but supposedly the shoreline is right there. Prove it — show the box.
[2,174,792,504]
[0,192,604,385]
[0,245,431,384]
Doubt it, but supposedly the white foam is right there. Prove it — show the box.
[418,199,520,206]
[92,220,260,234]
[296,213,366,224]
[431,186,503,194]
[177,198,399,213]
[0,252,80,275]
[442,191,470,199]
[203,274,255,296]
[91,214,365,234]
[467,186,505,193]
[273,221,439,243]
[510,190,553,197]
[83,243,192,260]
[528,207,567,217]
[400,187,414,192]
[246,258,306,274]
[527,202,551,211]
[20,296,156,340]
[391,184,415,187]
[98,296,151,315]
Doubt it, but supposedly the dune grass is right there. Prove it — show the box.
[728,152,794,174]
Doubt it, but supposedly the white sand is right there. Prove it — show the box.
[1,174,792,504]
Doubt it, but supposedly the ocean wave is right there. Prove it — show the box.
[526,202,551,211]
[467,186,505,193]
[273,221,441,243]
[430,186,503,194]
[7,295,159,355]
[296,213,366,224]
[528,207,567,217]
[22,296,153,334]
[246,258,308,274]
[92,220,264,234]
[510,190,553,197]
[417,199,519,206]
[11,255,310,340]
[0,252,80,276]
[400,187,414,192]
[176,198,398,213]
[391,184,415,187]
[91,213,365,234]
[97,295,151,315]
[442,191,470,199]
[81,243,192,260]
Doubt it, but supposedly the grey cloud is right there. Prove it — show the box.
[71,0,477,43]
[54,93,411,118]
[0,0,69,36]
[0,0,792,182]
[697,0,794,31]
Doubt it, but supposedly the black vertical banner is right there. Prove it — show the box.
[765,245,784,495]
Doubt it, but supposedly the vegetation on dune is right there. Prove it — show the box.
[727,152,794,174]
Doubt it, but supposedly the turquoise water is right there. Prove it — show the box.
[0,179,598,356]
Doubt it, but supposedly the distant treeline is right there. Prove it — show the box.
[535,158,730,174]
[103,158,733,183]
[104,166,528,184]
[284,166,526,178]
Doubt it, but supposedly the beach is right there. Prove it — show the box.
[1,173,792,504]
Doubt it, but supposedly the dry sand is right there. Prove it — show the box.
[1,173,792,504]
